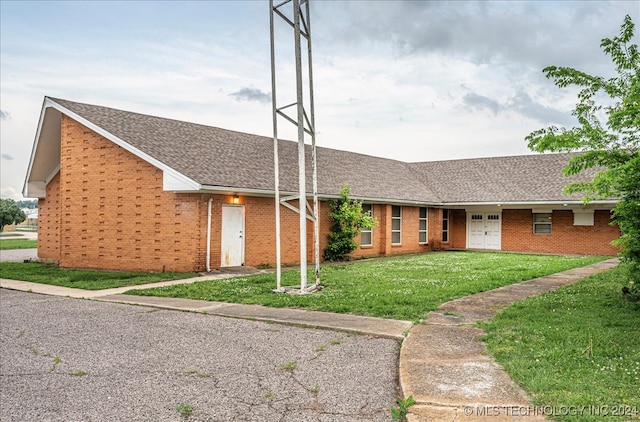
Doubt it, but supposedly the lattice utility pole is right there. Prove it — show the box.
[270,0,320,293]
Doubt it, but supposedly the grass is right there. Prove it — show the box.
[0,261,198,290]
[0,238,38,250]
[280,360,297,371]
[481,265,639,421]
[126,251,607,321]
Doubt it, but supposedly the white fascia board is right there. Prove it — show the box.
[163,171,201,191]
[198,186,443,206]
[445,200,617,208]
[22,98,51,198]
[46,98,201,193]
[199,185,278,196]
[25,181,46,198]
[45,164,61,184]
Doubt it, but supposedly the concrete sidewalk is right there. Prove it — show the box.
[400,258,619,422]
[0,272,412,341]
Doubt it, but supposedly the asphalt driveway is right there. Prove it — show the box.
[0,289,399,421]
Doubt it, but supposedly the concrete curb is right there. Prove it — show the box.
[0,277,412,341]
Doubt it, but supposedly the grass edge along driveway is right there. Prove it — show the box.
[480,264,639,422]
[0,262,197,290]
[127,252,607,322]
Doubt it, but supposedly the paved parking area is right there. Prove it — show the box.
[0,289,399,421]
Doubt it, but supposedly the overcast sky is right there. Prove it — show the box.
[1,1,638,200]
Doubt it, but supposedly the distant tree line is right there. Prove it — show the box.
[15,199,38,209]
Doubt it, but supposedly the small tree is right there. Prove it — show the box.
[525,15,639,300]
[324,184,377,261]
[0,198,27,232]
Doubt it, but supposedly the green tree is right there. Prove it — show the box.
[323,184,377,261]
[526,15,640,300]
[0,198,27,232]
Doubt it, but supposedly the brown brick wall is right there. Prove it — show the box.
[56,116,205,272]
[239,196,326,267]
[502,209,618,256]
[352,205,431,258]
[446,209,467,250]
[38,171,61,261]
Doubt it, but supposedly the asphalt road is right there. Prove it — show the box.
[0,289,399,421]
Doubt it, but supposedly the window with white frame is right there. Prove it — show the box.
[419,207,428,244]
[360,204,373,246]
[533,213,552,234]
[391,205,402,244]
[442,209,449,243]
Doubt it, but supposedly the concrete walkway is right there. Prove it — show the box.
[400,258,619,422]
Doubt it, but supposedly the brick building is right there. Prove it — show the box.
[23,97,619,272]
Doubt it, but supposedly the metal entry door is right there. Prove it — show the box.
[221,205,244,267]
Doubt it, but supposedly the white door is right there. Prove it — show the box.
[467,213,501,250]
[221,205,244,267]
[468,214,485,249]
[485,214,501,249]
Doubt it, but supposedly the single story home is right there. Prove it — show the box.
[23,97,619,272]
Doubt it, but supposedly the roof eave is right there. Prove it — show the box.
[26,97,202,196]
[443,199,617,208]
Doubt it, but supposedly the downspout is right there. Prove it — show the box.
[206,198,213,272]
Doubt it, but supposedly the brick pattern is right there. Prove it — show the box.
[56,116,204,272]
[502,209,618,256]
[351,205,432,258]
[38,172,61,261]
[445,209,467,250]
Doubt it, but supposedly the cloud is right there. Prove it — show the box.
[461,87,572,126]
[508,90,574,126]
[229,87,271,104]
[0,110,10,120]
[318,1,637,73]
[1,154,14,161]
[462,92,502,115]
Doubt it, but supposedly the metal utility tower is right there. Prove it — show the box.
[270,0,319,293]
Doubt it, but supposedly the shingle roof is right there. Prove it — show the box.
[47,97,602,205]
[50,97,438,203]
[409,154,597,203]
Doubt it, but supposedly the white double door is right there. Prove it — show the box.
[467,212,501,250]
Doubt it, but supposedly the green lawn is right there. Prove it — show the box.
[0,238,38,250]
[0,262,198,290]
[126,252,607,321]
[481,265,639,421]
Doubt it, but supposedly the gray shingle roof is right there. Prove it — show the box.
[409,154,596,203]
[50,97,437,203]
[48,97,601,205]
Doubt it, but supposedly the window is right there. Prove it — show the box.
[533,213,552,234]
[360,204,373,246]
[442,209,449,243]
[419,207,428,244]
[391,206,402,244]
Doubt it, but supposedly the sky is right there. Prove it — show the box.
[1,0,638,200]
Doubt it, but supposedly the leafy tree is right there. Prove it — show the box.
[0,198,27,232]
[323,184,377,261]
[526,15,639,300]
